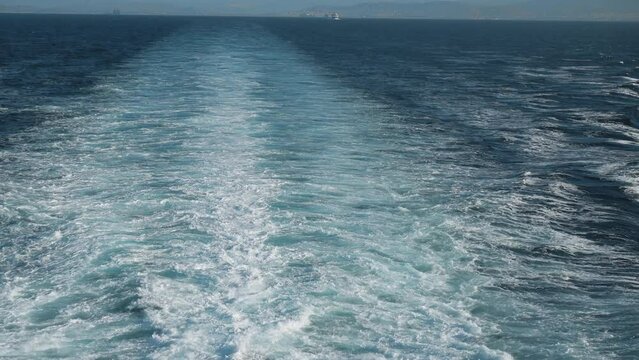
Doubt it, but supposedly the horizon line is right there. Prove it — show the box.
[1,12,639,23]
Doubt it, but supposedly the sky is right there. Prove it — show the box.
[2,0,638,18]
[1,0,524,15]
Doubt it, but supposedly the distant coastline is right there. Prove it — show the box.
[1,12,639,23]
[2,0,639,22]
[299,0,639,22]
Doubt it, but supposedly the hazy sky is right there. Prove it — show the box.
[5,0,638,18]
[3,0,525,14]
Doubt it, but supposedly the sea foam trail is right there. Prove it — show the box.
[0,23,512,359]
[1,24,280,358]
[121,28,283,358]
[211,27,514,359]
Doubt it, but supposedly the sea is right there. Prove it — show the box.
[1,14,638,359]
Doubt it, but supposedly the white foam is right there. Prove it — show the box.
[522,171,542,186]
[597,163,639,202]
[560,65,601,71]
[234,308,313,359]
[625,183,639,200]
[613,87,639,98]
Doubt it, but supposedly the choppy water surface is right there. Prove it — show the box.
[1,15,638,359]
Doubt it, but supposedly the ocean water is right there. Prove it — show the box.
[1,14,638,359]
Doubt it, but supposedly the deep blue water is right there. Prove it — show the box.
[1,14,639,359]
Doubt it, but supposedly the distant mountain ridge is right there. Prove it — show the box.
[303,0,639,21]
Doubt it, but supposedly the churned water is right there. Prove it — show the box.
[1,15,638,359]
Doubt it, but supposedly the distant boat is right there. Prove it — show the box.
[112,8,121,16]
[329,12,341,21]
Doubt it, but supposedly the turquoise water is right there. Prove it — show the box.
[1,16,639,359]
